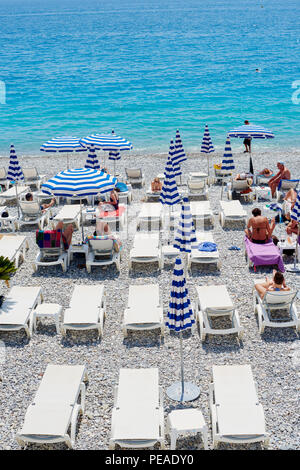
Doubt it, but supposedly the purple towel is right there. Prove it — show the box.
[244,236,285,272]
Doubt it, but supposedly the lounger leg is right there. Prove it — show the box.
[109,440,115,450]
[202,427,208,450]
[170,430,177,450]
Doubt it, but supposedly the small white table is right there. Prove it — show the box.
[255,186,272,201]
[33,303,62,334]
[167,408,208,450]
[68,243,88,264]
[278,237,297,255]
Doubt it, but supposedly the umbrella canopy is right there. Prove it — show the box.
[167,139,181,177]
[174,197,197,253]
[228,124,274,139]
[80,133,132,151]
[40,136,85,153]
[160,155,181,206]
[286,191,300,273]
[85,145,100,170]
[166,257,195,332]
[41,167,117,198]
[108,150,121,162]
[201,124,215,154]
[7,144,24,182]
[173,129,187,166]
[221,137,235,171]
[291,192,300,223]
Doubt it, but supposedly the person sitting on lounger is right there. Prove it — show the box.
[255,270,290,299]
[98,188,120,212]
[25,192,55,212]
[151,177,162,192]
[55,221,73,250]
[245,208,273,244]
[258,168,273,177]
[286,219,298,236]
[268,162,291,198]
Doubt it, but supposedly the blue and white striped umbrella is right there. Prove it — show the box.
[108,150,121,162]
[168,139,181,177]
[7,144,24,182]
[160,155,181,206]
[173,129,187,166]
[80,133,132,151]
[286,191,300,273]
[201,125,215,154]
[291,191,300,223]
[228,124,274,139]
[166,257,195,332]
[174,197,197,253]
[221,137,235,171]
[41,167,117,198]
[85,145,100,170]
[40,136,85,153]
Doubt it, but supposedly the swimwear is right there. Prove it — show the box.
[251,239,268,244]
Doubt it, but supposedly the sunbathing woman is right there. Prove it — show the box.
[255,270,290,299]
[98,188,119,212]
[258,168,273,177]
[245,208,273,244]
[151,177,162,192]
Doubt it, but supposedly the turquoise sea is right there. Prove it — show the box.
[0,0,300,154]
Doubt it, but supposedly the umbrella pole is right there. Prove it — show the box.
[80,198,84,243]
[180,330,184,400]
[114,160,116,177]
[15,183,20,218]
[207,155,210,177]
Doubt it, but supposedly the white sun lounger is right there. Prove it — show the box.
[136,203,163,230]
[276,179,299,202]
[0,185,30,204]
[16,364,88,449]
[86,238,121,272]
[187,180,208,200]
[19,201,51,229]
[123,285,164,337]
[0,286,42,338]
[195,285,243,341]
[227,179,251,200]
[190,201,214,228]
[161,244,181,268]
[52,204,81,230]
[0,234,29,267]
[129,233,162,271]
[253,280,299,334]
[188,231,220,271]
[109,368,165,449]
[125,168,145,186]
[219,200,247,228]
[0,168,9,190]
[210,365,269,449]
[0,206,19,232]
[61,285,106,337]
[145,186,161,201]
[22,168,46,190]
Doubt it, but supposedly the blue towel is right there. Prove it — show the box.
[116,182,128,192]
[198,242,217,252]
[228,245,241,251]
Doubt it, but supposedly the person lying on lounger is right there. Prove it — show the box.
[268,162,291,198]
[151,177,162,192]
[245,208,273,244]
[258,168,273,177]
[55,221,73,250]
[255,270,290,299]
[97,188,120,212]
[25,192,55,213]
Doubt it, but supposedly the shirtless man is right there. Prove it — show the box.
[245,208,273,244]
[268,162,291,198]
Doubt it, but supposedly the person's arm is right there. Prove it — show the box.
[269,170,280,184]
[265,218,272,239]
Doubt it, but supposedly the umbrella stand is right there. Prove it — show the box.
[286,227,300,273]
[166,330,200,402]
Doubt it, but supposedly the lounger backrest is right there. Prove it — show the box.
[20,201,41,216]
[0,168,6,179]
[280,179,299,190]
[264,290,297,308]
[126,168,142,178]
[116,368,159,408]
[232,179,249,190]
[128,284,160,309]
[88,238,114,255]
[70,284,104,308]
[188,180,205,190]
[212,365,258,405]
[23,168,38,180]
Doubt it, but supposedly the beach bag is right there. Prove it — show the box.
[116,182,128,192]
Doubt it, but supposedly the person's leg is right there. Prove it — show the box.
[55,221,64,231]
[63,224,73,246]
[245,228,251,239]
[270,218,276,235]
[255,283,267,299]
[103,223,111,234]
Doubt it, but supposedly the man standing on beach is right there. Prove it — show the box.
[268,161,291,198]
[243,120,252,153]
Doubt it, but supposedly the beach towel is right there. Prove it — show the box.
[36,229,62,249]
[85,234,122,252]
[99,206,126,219]
[198,242,217,252]
[244,236,285,272]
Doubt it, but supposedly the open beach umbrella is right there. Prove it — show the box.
[7,144,24,217]
[166,257,199,402]
[80,132,132,169]
[160,153,181,239]
[85,144,100,170]
[286,191,300,273]
[228,124,274,174]
[200,125,215,176]
[172,130,187,184]
[42,167,117,241]
[220,137,235,199]
[108,150,121,176]
[40,136,85,169]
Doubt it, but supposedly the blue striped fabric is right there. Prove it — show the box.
[228,124,274,139]
[160,154,181,206]
[80,133,132,151]
[221,137,235,171]
[85,145,100,170]
[168,139,181,177]
[7,144,24,182]
[108,150,121,161]
[174,197,197,253]
[291,191,300,223]
[42,167,117,197]
[173,129,187,165]
[165,257,195,331]
[40,136,85,152]
[201,125,215,153]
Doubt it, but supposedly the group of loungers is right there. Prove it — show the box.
[15,364,270,450]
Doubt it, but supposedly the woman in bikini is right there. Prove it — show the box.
[255,270,290,299]
[245,208,273,244]
[151,177,162,192]
[98,188,120,211]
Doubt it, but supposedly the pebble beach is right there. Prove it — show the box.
[0,147,299,451]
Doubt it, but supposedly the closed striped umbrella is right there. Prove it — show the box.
[7,144,24,217]
[160,155,181,206]
[166,257,199,402]
[221,137,235,171]
[174,197,197,253]
[85,145,100,170]
[201,125,215,175]
[172,130,187,184]
[168,139,181,177]
[40,136,85,169]
[287,191,300,273]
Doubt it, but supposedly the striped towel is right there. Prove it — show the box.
[36,229,62,248]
